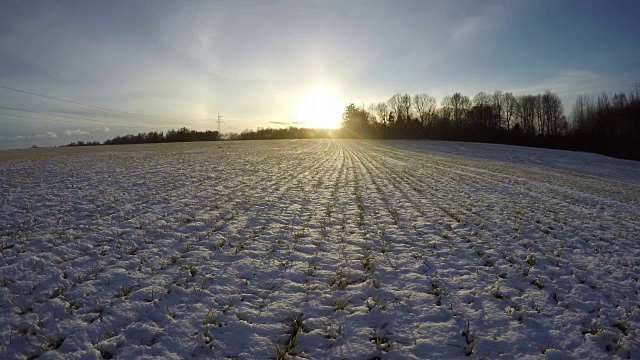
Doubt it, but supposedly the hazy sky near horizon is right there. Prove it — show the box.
[1,0,639,148]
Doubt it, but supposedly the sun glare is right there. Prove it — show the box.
[292,87,343,129]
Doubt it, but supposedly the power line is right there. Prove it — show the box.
[0,84,189,122]
[0,106,160,128]
[0,112,148,128]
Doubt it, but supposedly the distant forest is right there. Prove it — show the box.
[235,85,640,160]
[67,127,220,146]
[67,85,640,160]
[227,127,336,140]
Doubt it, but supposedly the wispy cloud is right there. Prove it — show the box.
[269,121,290,125]
[34,131,58,138]
[512,69,604,96]
[64,129,89,136]
[449,5,506,43]
[4,131,59,141]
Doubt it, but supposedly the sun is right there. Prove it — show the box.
[292,87,343,129]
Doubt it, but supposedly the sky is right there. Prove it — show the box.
[1,0,639,149]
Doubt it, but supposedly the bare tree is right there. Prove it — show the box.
[630,82,640,103]
[399,93,412,123]
[472,92,492,128]
[612,92,628,110]
[572,95,589,131]
[440,95,452,125]
[473,92,491,107]
[387,93,402,125]
[442,93,471,128]
[413,93,437,127]
[367,103,379,123]
[597,92,611,113]
[371,102,391,127]
[541,91,564,136]
[503,92,516,130]
[534,94,544,136]
[492,90,504,129]
[517,95,537,135]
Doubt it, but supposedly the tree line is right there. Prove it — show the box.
[340,85,640,159]
[64,84,639,159]
[67,127,220,146]
[227,127,336,140]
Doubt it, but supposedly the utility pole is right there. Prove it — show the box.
[217,113,223,133]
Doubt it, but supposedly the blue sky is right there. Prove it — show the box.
[1,0,639,148]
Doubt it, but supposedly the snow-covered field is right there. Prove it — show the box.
[1,139,639,359]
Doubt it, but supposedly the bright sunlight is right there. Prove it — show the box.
[292,87,343,129]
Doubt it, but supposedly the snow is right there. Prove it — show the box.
[0,140,639,359]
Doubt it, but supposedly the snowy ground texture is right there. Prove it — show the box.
[1,139,639,359]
